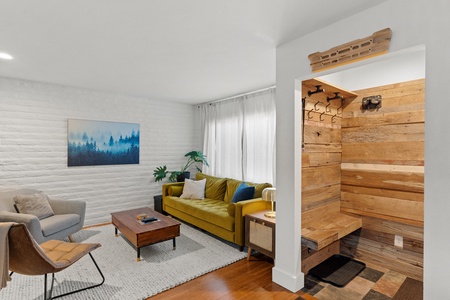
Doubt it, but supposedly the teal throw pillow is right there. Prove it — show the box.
[231,182,255,203]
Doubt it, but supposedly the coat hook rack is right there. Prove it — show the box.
[319,111,325,121]
[314,101,321,111]
[308,85,325,97]
[327,92,344,102]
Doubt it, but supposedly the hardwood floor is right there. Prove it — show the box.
[148,254,314,300]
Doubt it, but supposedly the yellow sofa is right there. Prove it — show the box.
[162,173,272,249]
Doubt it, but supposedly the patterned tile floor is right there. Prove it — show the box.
[301,262,423,300]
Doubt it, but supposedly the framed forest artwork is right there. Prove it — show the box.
[68,119,140,167]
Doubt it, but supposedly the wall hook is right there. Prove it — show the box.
[307,109,314,119]
[327,92,344,102]
[314,101,321,111]
[331,115,336,123]
[308,85,325,97]
[319,111,325,121]
[325,102,331,113]
[337,99,344,115]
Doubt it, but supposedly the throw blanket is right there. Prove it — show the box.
[0,222,15,290]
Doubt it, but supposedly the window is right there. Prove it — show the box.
[200,88,275,184]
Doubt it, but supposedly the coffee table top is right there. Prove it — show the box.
[111,207,180,234]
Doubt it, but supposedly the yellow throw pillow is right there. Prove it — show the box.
[168,186,183,197]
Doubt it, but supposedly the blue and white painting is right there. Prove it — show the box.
[68,119,140,166]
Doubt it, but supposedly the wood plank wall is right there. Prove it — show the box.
[339,79,425,281]
[301,79,357,272]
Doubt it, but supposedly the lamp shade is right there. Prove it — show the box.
[262,187,276,218]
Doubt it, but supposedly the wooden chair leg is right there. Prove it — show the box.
[68,235,75,242]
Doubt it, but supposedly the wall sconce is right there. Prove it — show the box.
[262,187,276,218]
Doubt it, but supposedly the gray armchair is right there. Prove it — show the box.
[0,187,85,244]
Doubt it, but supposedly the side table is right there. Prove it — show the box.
[245,210,276,260]
[154,195,167,215]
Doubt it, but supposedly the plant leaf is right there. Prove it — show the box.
[153,166,168,182]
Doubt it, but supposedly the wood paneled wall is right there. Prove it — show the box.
[301,79,351,226]
[301,79,357,272]
[339,79,424,280]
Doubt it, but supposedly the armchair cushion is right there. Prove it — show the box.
[40,214,81,237]
[0,187,86,244]
[13,192,54,220]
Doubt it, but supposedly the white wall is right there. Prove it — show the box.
[319,47,425,91]
[275,0,450,298]
[0,76,199,225]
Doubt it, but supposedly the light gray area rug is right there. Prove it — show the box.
[1,223,246,300]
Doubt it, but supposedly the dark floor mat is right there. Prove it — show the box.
[393,277,423,300]
[308,254,366,287]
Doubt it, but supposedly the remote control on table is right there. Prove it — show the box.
[141,217,158,223]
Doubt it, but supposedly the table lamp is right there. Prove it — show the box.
[262,187,276,218]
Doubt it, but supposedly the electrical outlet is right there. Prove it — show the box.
[394,235,403,248]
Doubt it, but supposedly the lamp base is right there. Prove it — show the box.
[264,211,276,218]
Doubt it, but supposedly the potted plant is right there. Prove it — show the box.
[153,150,209,182]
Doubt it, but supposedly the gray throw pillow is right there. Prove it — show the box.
[14,192,55,220]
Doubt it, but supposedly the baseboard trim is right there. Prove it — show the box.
[272,266,304,292]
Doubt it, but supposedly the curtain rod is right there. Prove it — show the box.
[201,85,276,106]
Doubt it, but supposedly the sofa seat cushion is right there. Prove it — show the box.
[164,196,234,231]
[40,214,81,237]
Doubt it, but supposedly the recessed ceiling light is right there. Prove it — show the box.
[0,52,13,60]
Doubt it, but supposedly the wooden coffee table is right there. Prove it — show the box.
[111,207,180,261]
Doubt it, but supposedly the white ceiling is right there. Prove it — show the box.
[0,0,387,105]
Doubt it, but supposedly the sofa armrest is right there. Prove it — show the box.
[0,211,43,240]
[162,182,185,198]
[233,198,271,246]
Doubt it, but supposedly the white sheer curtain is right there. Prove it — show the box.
[200,87,276,184]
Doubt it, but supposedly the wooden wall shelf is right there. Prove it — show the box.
[308,28,392,72]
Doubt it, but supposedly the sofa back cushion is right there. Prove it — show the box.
[195,173,227,200]
[249,182,273,199]
[223,179,272,203]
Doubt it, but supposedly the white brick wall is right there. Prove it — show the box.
[0,76,200,225]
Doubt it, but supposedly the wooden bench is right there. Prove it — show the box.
[301,213,362,251]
